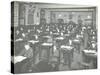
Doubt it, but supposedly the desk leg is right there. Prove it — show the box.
[39,47,42,60]
[68,52,71,68]
[33,46,36,64]
[63,51,72,68]
[58,48,61,65]
[51,45,54,57]
[47,48,50,62]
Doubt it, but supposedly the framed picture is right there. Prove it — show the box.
[11,1,97,74]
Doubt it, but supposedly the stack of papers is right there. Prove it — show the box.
[83,50,97,54]
[61,45,73,50]
[28,40,39,44]
[15,38,23,42]
[42,43,53,46]
[73,39,80,42]
[13,56,27,64]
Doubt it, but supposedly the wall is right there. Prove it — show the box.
[13,2,19,27]
[43,8,96,25]
[13,2,96,26]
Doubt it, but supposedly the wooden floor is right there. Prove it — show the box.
[34,43,95,71]
[59,50,83,70]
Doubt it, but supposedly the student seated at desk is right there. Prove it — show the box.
[87,41,97,51]
[61,39,74,66]
[17,43,33,59]
[12,42,33,73]
[61,44,73,68]
[15,30,22,40]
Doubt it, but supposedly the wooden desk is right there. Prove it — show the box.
[72,39,81,53]
[60,45,74,67]
[39,43,53,61]
[54,36,65,46]
[28,40,39,64]
[82,50,97,68]
[82,50,97,58]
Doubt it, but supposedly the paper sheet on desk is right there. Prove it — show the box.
[42,43,53,46]
[55,37,64,40]
[13,56,27,64]
[15,38,23,41]
[76,35,83,38]
[28,40,39,44]
[83,50,97,54]
[61,45,73,50]
[43,36,51,38]
[73,39,80,43]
